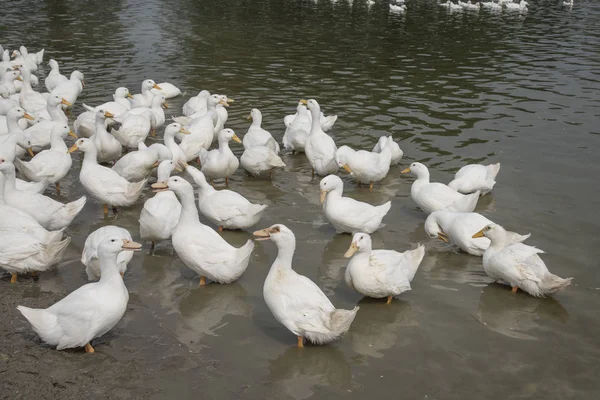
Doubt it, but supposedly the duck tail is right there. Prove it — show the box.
[450,190,480,212]
[17,305,59,345]
[487,163,501,180]
[505,231,531,245]
[541,274,573,295]
[13,157,37,182]
[268,154,286,168]
[404,244,426,282]
[329,306,359,336]
[377,201,392,216]
[82,103,96,113]
[237,239,255,262]
[56,196,86,223]
[127,179,147,198]
[44,228,65,245]
[41,236,71,265]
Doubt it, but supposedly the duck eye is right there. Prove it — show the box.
[111,239,116,242]
[273,226,280,233]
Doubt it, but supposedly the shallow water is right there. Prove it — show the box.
[2,0,600,398]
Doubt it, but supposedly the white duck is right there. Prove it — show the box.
[197,128,242,185]
[0,200,65,246]
[187,166,268,231]
[0,160,86,230]
[0,106,33,142]
[0,70,21,96]
[240,138,286,177]
[335,140,392,191]
[389,3,406,12]
[44,59,68,92]
[130,79,161,109]
[0,230,70,284]
[401,162,480,214]
[440,1,463,11]
[320,175,391,234]
[14,124,76,194]
[254,224,358,347]
[0,164,48,194]
[284,102,337,132]
[0,93,20,116]
[90,110,123,163]
[179,95,227,160]
[481,1,502,11]
[151,176,255,285]
[472,224,572,297]
[114,93,166,138]
[17,236,141,353]
[82,87,133,116]
[505,0,528,11]
[150,81,181,99]
[17,66,47,115]
[459,0,481,10]
[10,49,38,72]
[304,99,338,177]
[182,90,210,116]
[243,108,280,154]
[111,113,151,150]
[282,101,311,153]
[68,138,146,216]
[344,233,425,303]
[372,135,403,165]
[112,142,159,182]
[162,122,190,167]
[32,93,70,123]
[23,95,71,152]
[425,210,530,256]
[82,226,135,280]
[139,160,182,248]
[50,71,84,110]
[448,163,500,195]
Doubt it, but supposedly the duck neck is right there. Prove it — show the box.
[309,107,321,135]
[251,113,262,128]
[352,248,371,265]
[48,103,66,122]
[98,253,124,284]
[177,190,200,225]
[82,148,99,167]
[7,115,24,133]
[324,187,343,208]
[274,239,296,267]
[218,138,232,154]
[50,132,67,152]
[95,117,110,138]
[0,167,16,192]
[197,182,216,200]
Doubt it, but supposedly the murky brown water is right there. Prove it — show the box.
[2,0,600,398]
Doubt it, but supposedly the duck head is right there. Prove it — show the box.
[344,232,373,257]
[319,174,343,203]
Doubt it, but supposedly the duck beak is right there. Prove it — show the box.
[127,93,133,99]
[400,167,411,174]
[320,190,327,204]
[16,76,22,82]
[299,99,308,105]
[61,98,73,107]
[122,239,143,251]
[219,98,229,107]
[27,148,35,157]
[472,229,485,239]
[162,102,169,109]
[23,112,35,121]
[151,182,169,192]
[153,84,162,90]
[438,232,449,243]
[247,115,252,121]
[81,80,85,88]
[253,228,271,241]
[67,144,78,154]
[342,164,352,174]
[104,111,115,118]
[68,131,78,139]
[232,134,242,143]
[344,242,359,258]
[179,127,190,134]
[226,98,234,104]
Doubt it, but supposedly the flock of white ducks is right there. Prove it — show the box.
[0,45,572,353]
